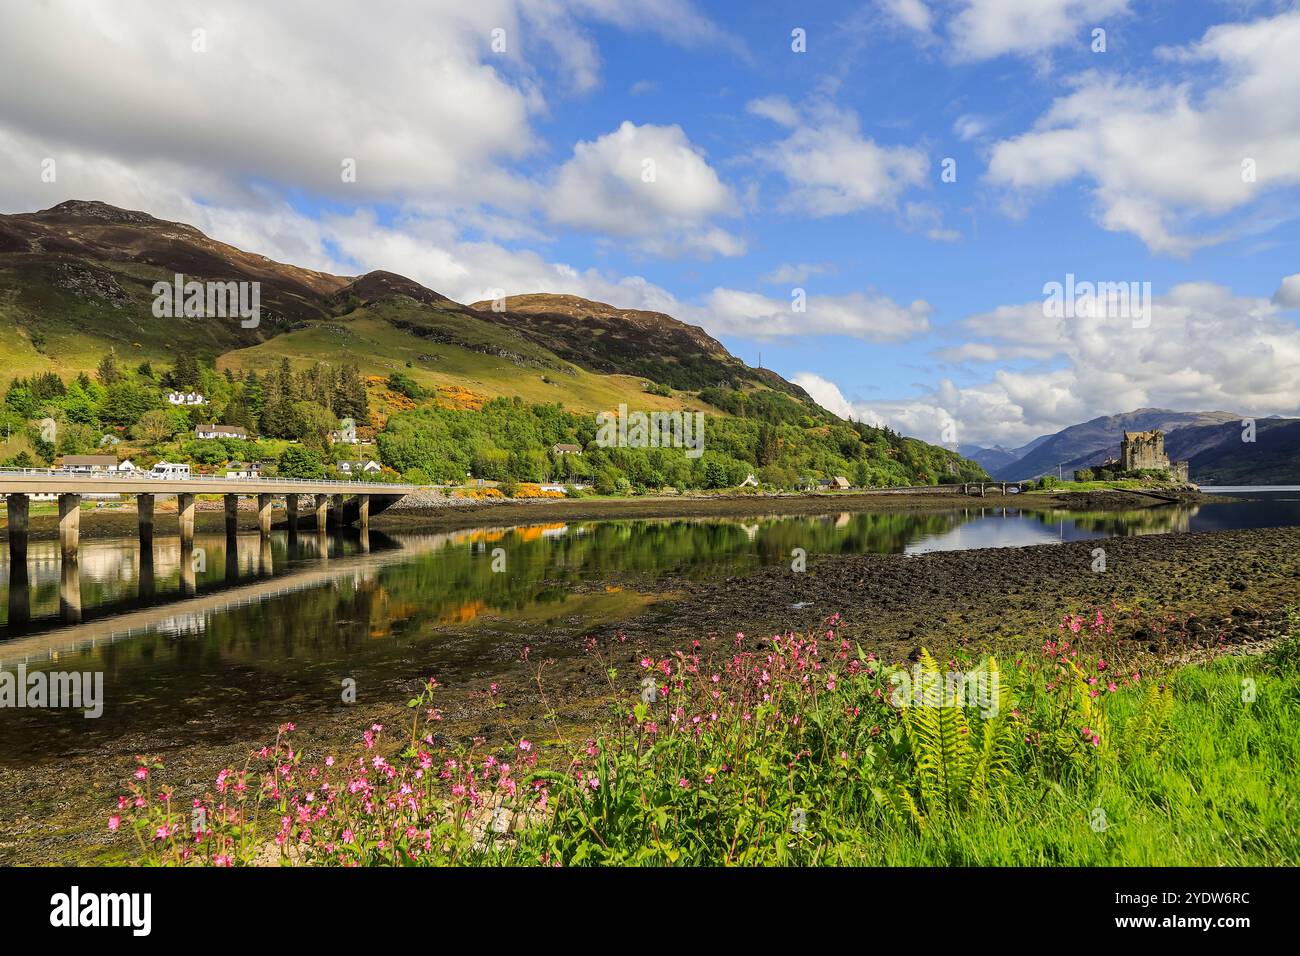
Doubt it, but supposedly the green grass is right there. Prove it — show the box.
[220,312,719,416]
[121,611,1300,867]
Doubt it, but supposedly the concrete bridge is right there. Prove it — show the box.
[0,468,417,563]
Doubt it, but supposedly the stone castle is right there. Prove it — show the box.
[1119,429,1189,481]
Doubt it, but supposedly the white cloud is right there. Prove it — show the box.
[748,97,930,217]
[948,0,1130,62]
[1273,274,1300,308]
[821,280,1300,446]
[986,10,1300,254]
[792,373,857,419]
[761,262,837,285]
[879,0,935,36]
[953,114,988,142]
[683,288,932,342]
[544,121,743,258]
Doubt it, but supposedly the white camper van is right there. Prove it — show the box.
[150,462,191,479]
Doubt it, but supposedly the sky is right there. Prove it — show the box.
[1,0,1298,450]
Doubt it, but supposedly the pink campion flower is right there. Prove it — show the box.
[108,816,121,831]
[133,767,148,781]
[519,740,532,752]
[1097,659,1108,671]
[325,756,335,767]
[678,778,690,789]
[1107,681,1118,693]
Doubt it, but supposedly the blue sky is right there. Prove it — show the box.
[2,0,1298,447]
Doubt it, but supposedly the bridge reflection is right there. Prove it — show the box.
[2,525,386,642]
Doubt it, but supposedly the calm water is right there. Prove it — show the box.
[1,489,1297,762]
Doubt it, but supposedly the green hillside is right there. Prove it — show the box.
[0,199,988,489]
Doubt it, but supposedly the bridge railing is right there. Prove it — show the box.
[0,467,419,492]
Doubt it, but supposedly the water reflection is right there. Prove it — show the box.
[1,491,1297,763]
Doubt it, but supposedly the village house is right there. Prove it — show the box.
[61,455,133,473]
[330,418,359,444]
[552,443,583,456]
[167,390,208,406]
[337,459,382,476]
[196,424,248,440]
[224,461,263,479]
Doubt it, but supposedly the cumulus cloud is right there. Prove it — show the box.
[0,0,730,222]
[760,262,838,285]
[948,0,1129,62]
[1273,274,1300,308]
[683,289,932,342]
[879,0,935,36]
[543,121,743,257]
[986,9,1300,254]
[817,280,1300,446]
[747,96,930,217]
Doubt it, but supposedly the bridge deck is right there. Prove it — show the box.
[0,471,417,497]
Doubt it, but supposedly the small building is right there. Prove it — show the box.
[168,391,208,406]
[338,459,382,476]
[196,424,248,440]
[330,418,359,444]
[225,461,263,479]
[552,443,583,456]
[832,476,851,489]
[1120,430,1189,482]
[61,455,119,473]
[739,473,760,487]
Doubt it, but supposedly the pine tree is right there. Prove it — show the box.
[96,348,121,386]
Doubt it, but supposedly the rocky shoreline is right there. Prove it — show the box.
[0,517,1293,865]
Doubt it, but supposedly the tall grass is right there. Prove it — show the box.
[116,611,1300,866]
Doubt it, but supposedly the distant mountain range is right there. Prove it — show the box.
[966,408,1300,484]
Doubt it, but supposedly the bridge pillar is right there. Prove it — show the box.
[331,493,345,528]
[138,493,155,547]
[979,483,986,497]
[6,492,29,564]
[257,494,273,536]
[314,494,329,532]
[286,493,299,529]
[178,493,195,548]
[357,494,370,532]
[58,493,81,562]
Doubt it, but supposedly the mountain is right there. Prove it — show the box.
[989,408,1242,480]
[1168,418,1300,484]
[0,199,985,483]
[0,200,794,415]
[958,443,1021,474]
